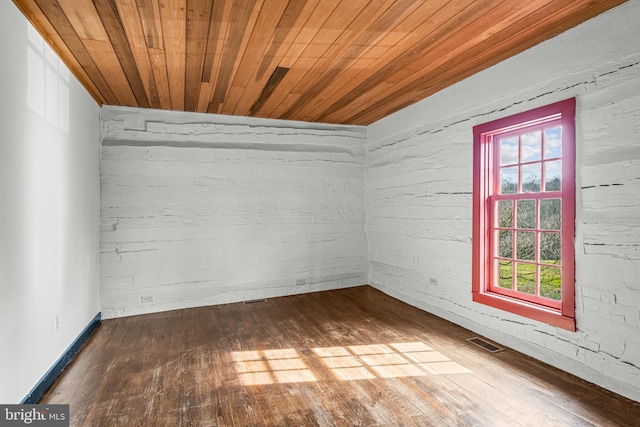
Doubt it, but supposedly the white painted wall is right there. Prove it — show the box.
[0,3,101,403]
[100,107,367,318]
[366,0,640,401]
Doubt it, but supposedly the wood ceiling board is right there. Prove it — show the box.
[299,0,465,122]
[253,0,316,81]
[316,0,501,123]
[328,0,576,124]
[95,0,151,109]
[196,81,213,112]
[56,0,108,41]
[348,1,624,123]
[199,0,233,112]
[55,0,139,108]
[209,0,262,113]
[243,1,321,117]
[216,2,267,117]
[185,0,214,112]
[159,0,187,110]
[229,0,290,89]
[136,0,164,50]
[275,1,338,69]
[335,0,630,124]
[381,0,538,84]
[113,0,161,109]
[295,0,454,121]
[274,0,400,117]
[279,0,429,122]
[323,0,547,123]
[269,93,301,119]
[250,0,338,118]
[135,0,171,109]
[13,0,629,124]
[222,85,247,117]
[228,0,292,116]
[83,39,139,107]
[30,0,119,104]
[201,0,229,83]
[260,2,388,120]
[148,47,172,110]
[248,66,289,116]
[12,0,107,105]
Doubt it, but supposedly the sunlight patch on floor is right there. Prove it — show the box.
[232,348,317,386]
[232,342,469,386]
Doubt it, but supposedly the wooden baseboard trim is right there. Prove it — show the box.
[21,312,102,404]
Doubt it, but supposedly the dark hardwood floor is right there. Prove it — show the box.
[42,286,640,426]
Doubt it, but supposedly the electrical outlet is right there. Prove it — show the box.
[55,314,60,332]
[296,278,306,285]
[141,295,154,303]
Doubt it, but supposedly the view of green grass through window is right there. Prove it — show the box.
[493,126,563,301]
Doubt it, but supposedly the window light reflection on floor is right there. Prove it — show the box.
[232,342,469,386]
[232,348,317,386]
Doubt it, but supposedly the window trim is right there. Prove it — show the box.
[472,99,576,331]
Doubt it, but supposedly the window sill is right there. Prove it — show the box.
[473,291,576,331]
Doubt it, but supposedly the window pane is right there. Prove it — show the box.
[516,200,535,229]
[498,200,513,228]
[516,231,536,261]
[500,136,518,165]
[541,232,561,263]
[500,167,518,194]
[515,263,536,295]
[544,126,562,159]
[521,164,541,192]
[498,260,513,289]
[521,131,542,162]
[544,160,562,191]
[540,199,561,230]
[540,266,562,300]
[499,230,513,258]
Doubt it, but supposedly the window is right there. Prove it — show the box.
[472,99,576,331]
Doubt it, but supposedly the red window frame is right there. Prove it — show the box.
[472,99,576,331]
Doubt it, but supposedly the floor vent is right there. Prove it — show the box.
[467,337,504,353]
[243,299,268,305]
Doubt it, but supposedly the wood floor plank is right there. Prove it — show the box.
[216,301,283,426]
[298,295,464,425]
[41,286,640,426]
[301,290,490,426]
[262,295,405,426]
[339,288,636,426]
[337,290,563,423]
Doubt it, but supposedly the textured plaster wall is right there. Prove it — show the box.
[100,107,367,318]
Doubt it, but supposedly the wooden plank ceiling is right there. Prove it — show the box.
[13,0,627,125]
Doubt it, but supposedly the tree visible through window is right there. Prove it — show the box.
[472,99,576,331]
